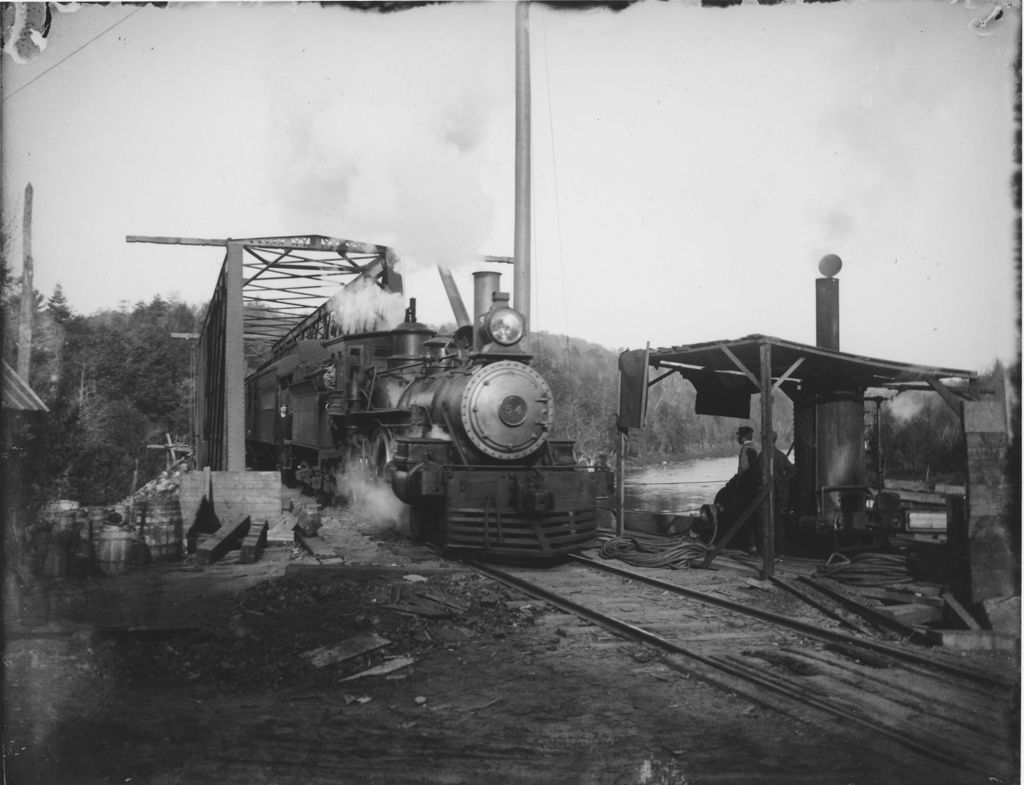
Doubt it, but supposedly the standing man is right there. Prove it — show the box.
[736,426,759,487]
[769,431,795,556]
[734,425,761,553]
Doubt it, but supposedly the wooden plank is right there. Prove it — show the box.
[284,563,470,582]
[941,592,982,630]
[873,603,943,626]
[798,576,929,642]
[884,479,931,493]
[769,576,869,634]
[923,629,1020,652]
[895,581,942,598]
[845,585,944,608]
[893,489,952,506]
[195,514,251,567]
[301,632,391,668]
[294,529,337,560]
[239,520,268,564]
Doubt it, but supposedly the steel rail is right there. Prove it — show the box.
[467,559,985,776]
[569,554,1012,690]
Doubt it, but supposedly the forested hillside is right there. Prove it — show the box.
[4,260,1000,507]
[3,268,200,505]
[525,331,779,463]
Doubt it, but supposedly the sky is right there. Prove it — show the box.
[1,0,1020,374]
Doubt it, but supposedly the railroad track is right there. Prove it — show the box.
[467,554,1016,782]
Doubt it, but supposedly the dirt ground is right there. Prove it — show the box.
[3,503,1018,785]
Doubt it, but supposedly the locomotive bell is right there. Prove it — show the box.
[389,297,434,365]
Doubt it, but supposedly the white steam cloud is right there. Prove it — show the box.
[330,274,407,334]
[269,12,508,279]
[334,464,408,534]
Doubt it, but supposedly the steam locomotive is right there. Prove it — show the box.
[244,270,611,558]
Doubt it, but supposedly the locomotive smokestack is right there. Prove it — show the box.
[473,271,501,350]
[815,253,842,350]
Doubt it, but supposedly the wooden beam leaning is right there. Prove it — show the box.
[926,377,967,415]
[700,487,769,568]
[719,345,762,390]
[772,357,804,393]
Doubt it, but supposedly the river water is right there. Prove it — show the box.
[622,455,736,516]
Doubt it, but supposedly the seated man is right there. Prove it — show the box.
[713,426,761,553]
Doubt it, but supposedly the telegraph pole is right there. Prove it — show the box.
[17,183,34,380]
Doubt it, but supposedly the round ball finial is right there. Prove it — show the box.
[818,253,843,278]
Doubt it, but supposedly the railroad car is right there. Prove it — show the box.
[244,271,612,558]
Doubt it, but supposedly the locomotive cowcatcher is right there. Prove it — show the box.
[245,269,611,558]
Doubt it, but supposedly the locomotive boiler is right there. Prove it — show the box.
[244,270,611,558]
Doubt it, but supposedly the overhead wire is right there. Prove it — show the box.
[3,7,144,104]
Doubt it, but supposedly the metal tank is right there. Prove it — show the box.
[795,255,866,529]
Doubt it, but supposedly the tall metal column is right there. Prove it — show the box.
[513,0,531,331]
[224,241,246,471]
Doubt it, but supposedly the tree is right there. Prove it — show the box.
[17,293,203,505]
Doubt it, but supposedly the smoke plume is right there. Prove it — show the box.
[329,274,407,334]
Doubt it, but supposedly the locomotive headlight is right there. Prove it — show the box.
[485,307,525,346]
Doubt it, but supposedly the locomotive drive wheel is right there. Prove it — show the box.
[369,428,394,478]
[277,447,297,488]
[341,430,392,506]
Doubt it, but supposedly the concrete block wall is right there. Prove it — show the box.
[179,470,281,533]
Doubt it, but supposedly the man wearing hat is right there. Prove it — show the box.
[732,425,761,553]
[736,426,758,480]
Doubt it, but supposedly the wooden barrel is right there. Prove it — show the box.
[42,541,71,578]
[80,507,108,557]
[140,498,183,563]
[51,510,79,543]
[96,526,134,576]
[40,500,77,527]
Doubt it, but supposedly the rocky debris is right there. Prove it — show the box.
[96,571,542,690]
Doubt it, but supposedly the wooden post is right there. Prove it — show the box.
[17,183,33,380]
[617,429,626,537]
[759,341,775,579]
[962,399,1014,604]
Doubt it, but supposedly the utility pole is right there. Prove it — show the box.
[513,1,531,332]
[17,182,34,380]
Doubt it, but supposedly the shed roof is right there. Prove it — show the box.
[2,360,48,412]
[647,334,977,394]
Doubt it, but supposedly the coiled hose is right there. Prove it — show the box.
[815,552,914,586]
[598,531,711,569]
